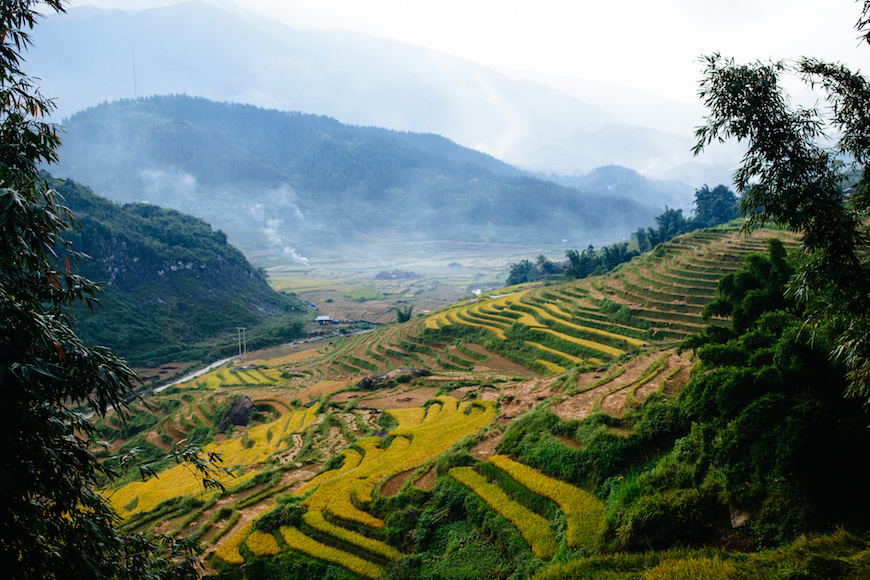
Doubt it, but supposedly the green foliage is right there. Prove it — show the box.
[693,11,870,401]
[512,188,738,286]
[56,178,306,366]
[497,403,686,494]
[533,530,870,579]
[697,238,795,334]
[0,4,236,578]
[396,478,543,579]
[602,240,870,550]
[392,305,414,323]
[692,184,739,228]
[56,95,659,245]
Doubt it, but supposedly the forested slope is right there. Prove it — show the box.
[52,95,662,257]
[56,177,306,366]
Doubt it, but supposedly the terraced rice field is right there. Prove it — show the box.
[240,226,800,395]
[96,226,804,577]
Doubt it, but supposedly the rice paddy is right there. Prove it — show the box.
[94,225,805,577]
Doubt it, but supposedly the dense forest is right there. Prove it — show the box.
[52,95,664,255]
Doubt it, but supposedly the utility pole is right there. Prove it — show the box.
[237,327,247,361]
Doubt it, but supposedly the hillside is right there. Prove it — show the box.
[88,224,870,579]
[52,95,662,267]
[55,177,307,367]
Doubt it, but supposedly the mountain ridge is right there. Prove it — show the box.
[52,94,669,269]
[29,1,733,179]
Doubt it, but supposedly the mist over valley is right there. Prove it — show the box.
[54,94,685,280]
[33,1,738,366]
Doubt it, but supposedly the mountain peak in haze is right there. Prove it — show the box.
[30,1,736,180]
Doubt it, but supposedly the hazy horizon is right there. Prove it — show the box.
[64,0,870,106]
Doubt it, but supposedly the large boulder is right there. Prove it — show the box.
[217,394,255,432]
[356,368,431,390]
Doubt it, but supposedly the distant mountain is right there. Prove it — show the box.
[52,95,663,266]
[27,1,732,178]
[551,165,696,210]
[54,177,305,366]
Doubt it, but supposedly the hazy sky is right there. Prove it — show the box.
[64,0,870,104]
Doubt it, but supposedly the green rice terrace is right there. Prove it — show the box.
[93,224,870,580]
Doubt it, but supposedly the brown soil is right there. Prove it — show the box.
[145,429,172,453]
[319,425,349,456]
[555,434,582,449]
[480,387,500,400]
[276,434,305,465]
[381,469,415,497]
[362,386,440,409]
[136,361,196,383]
[193,404,213,427]
[499,378,558,419]
[447,385,478,400]
[161,415,185,442]
[351,343,387,372]
[413,465,437,491]
[470,431,504,460]
[251,396,293,416]
[553,349,694,422]
[246,344,321,364]
[464,344,539,376]
[330,391,364,403]
[208,497,276,553]
[296,380,352,403]
[660,356,693,397]
[278,465,319,487]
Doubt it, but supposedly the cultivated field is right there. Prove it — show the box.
[97,225,800,577]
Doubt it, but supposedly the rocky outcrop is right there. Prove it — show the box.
[356,368,431,390]
[217,394,255,432]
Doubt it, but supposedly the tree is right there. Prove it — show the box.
[692,184,738,228]
[632,227,651,253]
[693,1,870,402]
[534,254,557,277]
[392,305,414,323]
[0,2,216,578]
[506,259,534,285]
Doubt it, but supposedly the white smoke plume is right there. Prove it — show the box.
[262,225,309,266]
